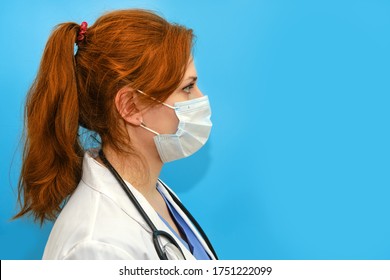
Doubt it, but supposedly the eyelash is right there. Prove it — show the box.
[182,83,195,94]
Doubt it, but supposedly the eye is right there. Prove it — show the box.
[182,83,195,94]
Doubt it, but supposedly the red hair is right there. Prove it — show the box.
[15,9,194,224]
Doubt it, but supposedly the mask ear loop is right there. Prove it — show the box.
[140,122,160,135]
[136,90,176,109]
[136,89,176,135]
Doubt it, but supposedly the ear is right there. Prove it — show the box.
[115,86,143,126]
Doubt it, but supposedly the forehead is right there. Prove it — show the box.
[183,59,197,77]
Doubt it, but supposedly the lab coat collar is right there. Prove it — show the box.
[156,181,217,260]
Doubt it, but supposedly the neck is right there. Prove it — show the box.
[100,143,163,200]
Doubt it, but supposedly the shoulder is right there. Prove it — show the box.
[43,181,157,260]
[60,238,158,260]
[60,240,135,260]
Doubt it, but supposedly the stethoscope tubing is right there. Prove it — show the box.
[98,149,218,260]
[98,149,184,260]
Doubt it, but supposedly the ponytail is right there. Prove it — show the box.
[15,23,83,224]
[14,10,195,224]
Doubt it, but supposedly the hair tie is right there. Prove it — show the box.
[77,21,88,44]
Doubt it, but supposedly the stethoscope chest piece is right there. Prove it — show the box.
[164,243,186,260]
[152,230,186,260]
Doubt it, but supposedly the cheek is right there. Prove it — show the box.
[165,113,179,134]
[143,106,179,134]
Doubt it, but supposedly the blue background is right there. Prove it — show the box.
[1,0,390,260]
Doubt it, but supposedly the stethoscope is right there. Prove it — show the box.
[98,149,218,260]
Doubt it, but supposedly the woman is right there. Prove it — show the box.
[15,9,217,260]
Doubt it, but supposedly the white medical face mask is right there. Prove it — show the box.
[140,95,212,163]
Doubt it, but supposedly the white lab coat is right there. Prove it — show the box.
[43,152,216,260]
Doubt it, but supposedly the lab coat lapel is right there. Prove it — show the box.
[121,180,196,260]
[157,180,217,260]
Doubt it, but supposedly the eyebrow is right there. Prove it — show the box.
[185,76,198,82]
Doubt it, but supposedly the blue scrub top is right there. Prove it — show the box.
[157,188,211,260]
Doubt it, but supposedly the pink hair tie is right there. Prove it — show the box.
[77,21,88,43]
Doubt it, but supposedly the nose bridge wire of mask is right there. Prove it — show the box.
[98,149,186,260]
